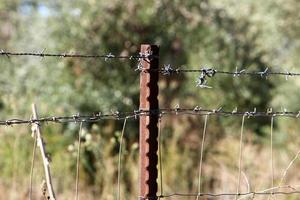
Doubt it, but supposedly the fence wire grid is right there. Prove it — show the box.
[1,47,300,200]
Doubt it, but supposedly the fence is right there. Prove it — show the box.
[1,44,300,200]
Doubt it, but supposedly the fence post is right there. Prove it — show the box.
[139,44,159,200]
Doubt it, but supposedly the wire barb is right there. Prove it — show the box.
[136,50,153,71]
[234,67,246,77]
[195,68,216,88]
[259,67,269,78]
[161,64,173,75]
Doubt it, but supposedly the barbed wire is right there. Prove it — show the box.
[0,50,151,60]
[0,112,136,126]
[1,107,300,126]
[156,65,300,88]
[159,65,300,77]
[158,107,300,118]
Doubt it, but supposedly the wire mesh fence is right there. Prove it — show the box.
[1,45,300,200]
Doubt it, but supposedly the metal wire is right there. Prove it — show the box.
[142,190,300,199]
[158,116,164,199]
[29,128,37,200]
[269,117,275,200]
[279,151,300,187]
[117,117,128,200]
[170,191,300,198]
[236,115,246,200]
[158,108,300,118]
[0,50,147,60]
[157,65,300,87]
[158,66,300,77]
[2,107,300,126]
[5,46,300,200]
[0,112,138,125]
[75,122,83,200]
[2,49,298,77]
[196,115,209,200]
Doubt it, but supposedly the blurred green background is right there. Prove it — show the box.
[1,0,300,199]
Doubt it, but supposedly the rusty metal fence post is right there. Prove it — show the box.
[139,44,159,200]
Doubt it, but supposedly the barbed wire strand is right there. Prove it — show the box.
[268,117,275,200]
[158,66,300,88]
[158,108,300,118]
[3,108,300,126]
[196,114,209,200]
[158,66,300,77]
[75,122,83,200]
[2,50,300,77]
[158,116,164,199]
[117,117,128,200]
[29,127,38,200]
[0,50,146,60]
[0,113,137,126]
[236,115,246,200]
